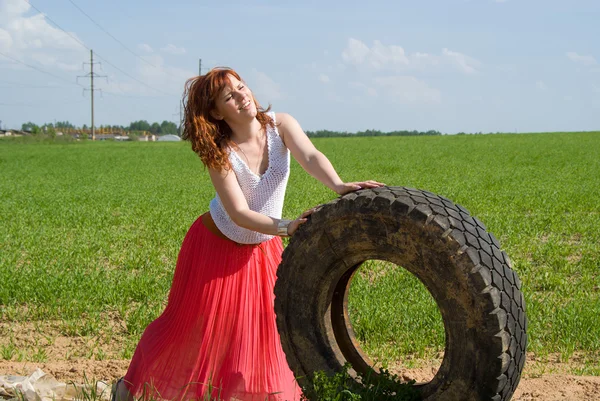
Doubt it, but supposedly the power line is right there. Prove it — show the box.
[0,99,86,107]
[92,52,176,96]
[25,0,88,50]
[0,84,72,89]
[103,91,169,99]
[0,50,83,87]
[24,0,178,96]
[66,0,163,71]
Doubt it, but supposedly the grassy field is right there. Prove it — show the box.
[0,132,599,374]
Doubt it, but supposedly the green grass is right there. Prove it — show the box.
[1,132,599,372]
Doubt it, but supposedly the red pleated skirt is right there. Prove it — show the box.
[123,216,302,401]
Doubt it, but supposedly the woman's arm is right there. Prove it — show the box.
[208,167,310,236]
[276,113,384,195]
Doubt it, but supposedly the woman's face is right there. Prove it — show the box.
[211,74,257,122]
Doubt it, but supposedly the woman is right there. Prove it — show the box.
[113,67,384,401]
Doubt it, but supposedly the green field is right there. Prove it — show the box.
[0,132,599,373]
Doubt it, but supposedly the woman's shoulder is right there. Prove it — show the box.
[273,112,298,131]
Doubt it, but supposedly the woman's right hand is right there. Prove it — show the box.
[287,207,318,236]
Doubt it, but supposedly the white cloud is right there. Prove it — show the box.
[342,38,371,65]
[566,52,597,66]
[5,13,82,51]
[341,38,481,74]
[318,73,330,83]
[0,0,30,25]
[138,43,153,53]
[161,44,186,55]
[536,80,548,91]
[343,39,410,69]
[442,48,480,74]
[251,69,282,101]
[0,0,84,70]
[0,0,190,94]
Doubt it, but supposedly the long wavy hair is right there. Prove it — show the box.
[182,67,273,170]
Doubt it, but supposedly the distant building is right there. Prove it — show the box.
[96,134,117,141]
[137,135,156,142]
[157,134,181,142]
[0,130,25,137]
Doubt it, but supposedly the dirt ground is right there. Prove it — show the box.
[1,358,599,400]
[1,321,598,400]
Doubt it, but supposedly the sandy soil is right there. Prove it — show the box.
[1,320,598,400]
[391,364,600,401]
[0,358,599,400]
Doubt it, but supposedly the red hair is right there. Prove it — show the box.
[182,67,273,170]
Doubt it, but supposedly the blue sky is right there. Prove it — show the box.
[0,0,599,133]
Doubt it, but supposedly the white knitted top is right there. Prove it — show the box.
[209,112,290,244]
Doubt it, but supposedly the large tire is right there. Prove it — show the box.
[274,187,527,401]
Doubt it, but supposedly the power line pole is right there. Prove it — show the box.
[172,102,183,137]
[78,50,106,141]
[199,58,202,75]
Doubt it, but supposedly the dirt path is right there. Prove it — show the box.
[1,359,599,400]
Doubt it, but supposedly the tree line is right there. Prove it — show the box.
[20,120,179,136]
[305,129,442,137]
[17,121,442,138]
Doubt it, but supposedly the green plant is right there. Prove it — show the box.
[300,364,420,401]
[70,372,109,401]
[1,343,16,360]
[31,347,48,362]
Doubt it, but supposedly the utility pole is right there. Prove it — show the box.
[199,58,202,75]
[172,102,183,137]
[179,100,183,136]
[78,50,106,141]
[90,50,95,141]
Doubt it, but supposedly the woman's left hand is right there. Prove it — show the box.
[335,180,386,196]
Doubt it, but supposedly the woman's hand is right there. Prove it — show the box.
[335,180,386,196]
[287,207,319,236]
[286,179,386,236]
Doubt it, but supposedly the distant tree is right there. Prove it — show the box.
[22,122,39,132]
[55,121,75,129]
[129,120,151,132]
[160,120,178,135]
[46,125,57,138]
[305,128,442,138]
[149,122,161,134]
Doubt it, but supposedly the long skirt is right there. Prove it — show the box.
[122,216,302,401]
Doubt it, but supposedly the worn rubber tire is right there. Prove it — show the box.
[274,186,527,401]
